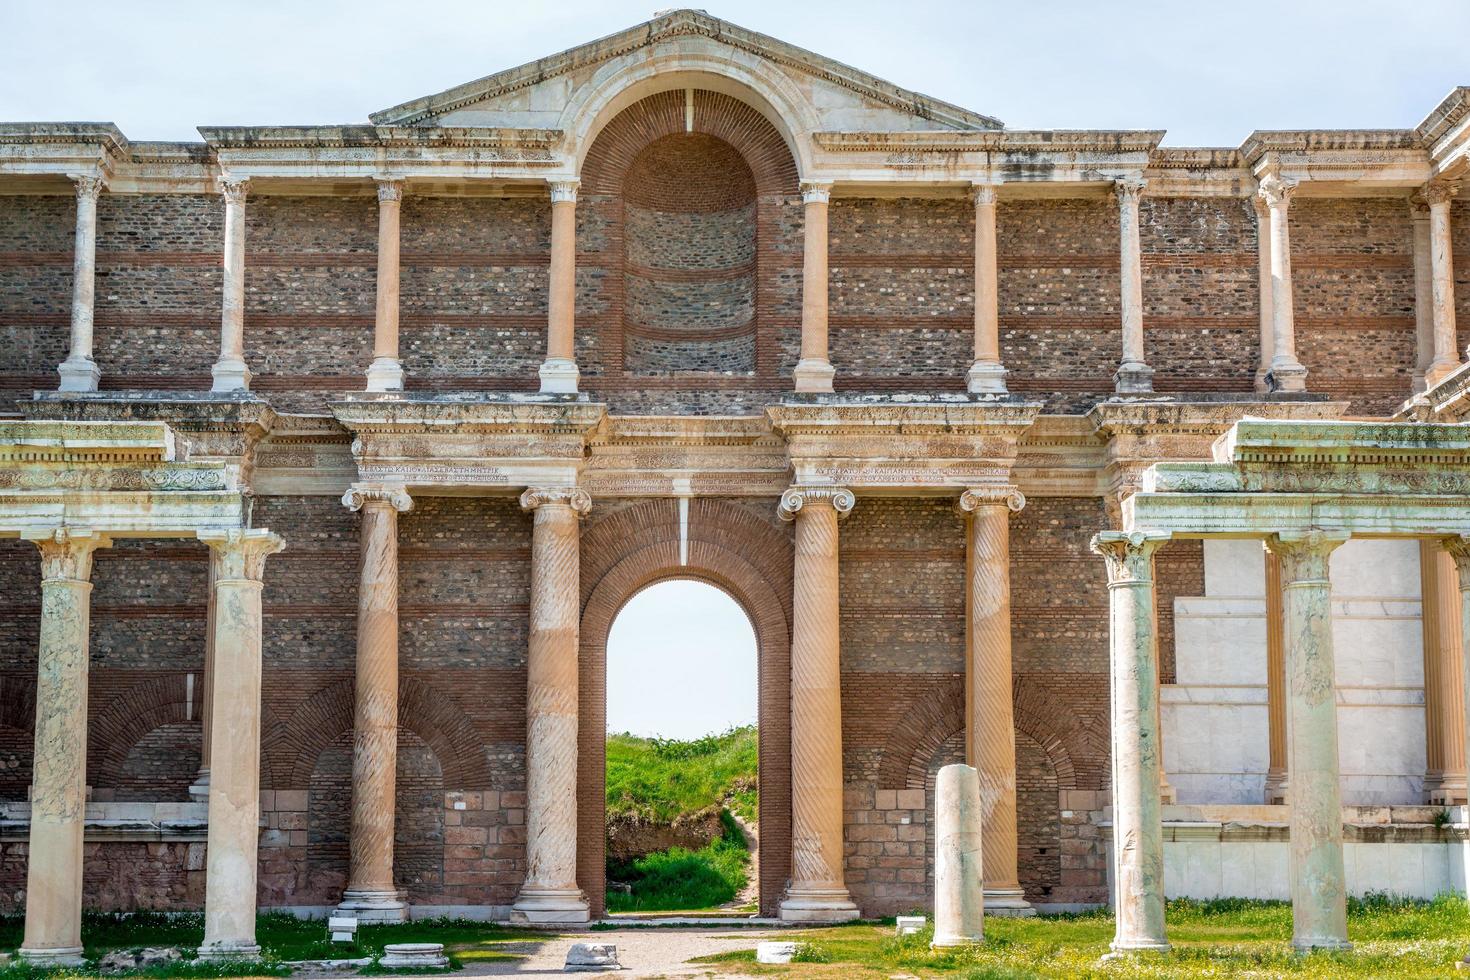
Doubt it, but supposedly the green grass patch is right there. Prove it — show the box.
[606,810,750,912]
[606,726,757,823]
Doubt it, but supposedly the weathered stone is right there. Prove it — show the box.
[755,941,798,964]
[380,943,448,969]
[564,942,620,971]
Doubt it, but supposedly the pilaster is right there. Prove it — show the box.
[211,177,252,393]
[794,181,835,393]
[366,178,406,392]
[56,175,104,393]
[539,179,580,394]
[1113,178,1153,394]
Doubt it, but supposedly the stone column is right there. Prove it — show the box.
[1090,530,1169,955]
[1424,181,1461,388]
[1253,195,1274,393]
[211,177,252,392]
[958,488,1029,914]
[1411,194,1434,392]
[366,179,405,392]
[1421,541,1468,804]
[512,487,591,924]
[190,559,218,799]
[1263,547,1289,804]
[1265,530,1350,952]
[794,182,836,393]
[1113,178,1153,394]
[338,485,414,921]
[968,184,1008,393]
[778,486,858,921]
[17,528,110,967]
[57,175,105,392]
[1258,174,1308,392]
[931,763,985,947]
[539,180,580,394]
[197,529,284,960]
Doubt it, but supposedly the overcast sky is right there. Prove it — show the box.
[3,0,1467,146]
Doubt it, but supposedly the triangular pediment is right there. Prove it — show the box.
[369,8,1001,133]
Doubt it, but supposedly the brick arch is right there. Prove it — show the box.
[875,679,964,791]
[0,677,36,801]
[89,674,197,791]
[1013,685,1087,793]
[576,497,792,917]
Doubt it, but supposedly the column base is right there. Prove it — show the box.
[57,356,101,393]
[966,360,1009,394]
[1159,780,1178,806]
[18,946,86,967]
[337,888,409,923]
[1426,359,1463,389]
[1254,368,1271,394]
[931,931,983,948]
[1428,775,1468,806]
[1113,361,1154,394]
[1264,770,1288,805]
[779,887,859,923]
[1291,938,1352,953]
[1102,940,1171,959]
[210,357,252,393]
[792,357,835,394]
[1266,361,1308,393]
[537,357,580,394]
[197,940,262,961]
[983,886,1036,917]
[364,357,405,392]
[510,887,590,926]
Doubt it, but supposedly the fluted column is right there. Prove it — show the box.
[958,487,1029,914]
[338,485,413,921]
[539,180,580,394]
[968,184,1008,393]
[1263,547,1289,804]
[1258,174,1308,392]
[794,182,835,393]
[1090,530,1170,956]
[1421,542,1467,804]
[512,486,591,924]
[366,179,405,392]
[17,528,110,967]
[57,176,105,392]
[1266,530,1350,952]
[778,485,858,921]
[197,529,284,960]
[1253,195,1274,393]
[1411,195,1434,392]
[1424,181,1461,388]
[211,177,251,392]
[1113,178,1153,394]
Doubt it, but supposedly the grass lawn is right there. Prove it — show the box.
[692,895,1470,978]
[605,726,758,824]
[607,810,751,912]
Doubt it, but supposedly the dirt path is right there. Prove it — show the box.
[722,815,759,911]
[450,927,773,978]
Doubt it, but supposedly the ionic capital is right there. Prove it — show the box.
[800,181,833,205]
[520,485,591,516]
[1444,535,1470,590]
[342,484,413,514]
[1256,174,1296,211]
[972,182,998,207]
[1114,177,1146,205]
[958,486,1025,515]
[68,173,106,203]
[217,176,249,205]
[375,178,405,204]
[548,179,580,204]
[23,527,111,582]
[1422,180,1457,208]
[1090,530,1169,584]
[1264,529,1349,580]
[778,485,854,521]
[198,528,284,582]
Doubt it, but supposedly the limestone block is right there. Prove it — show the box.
[564,942,620,971]
[326,915,357,943]
[380,943,448,969]
[755,941,797,964]
[895,915,926,936]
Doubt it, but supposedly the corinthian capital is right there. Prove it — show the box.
[217,176,249,205]
[1090,530,1169,584]
[375,178,405,204]
[1422,180,1457,207]
[1264,529,1349,579]
[958,486,1025,514]
[1256,174,1296,210]
[520,486,592,516]
[1444,536,1470,589]
[800,181,832,205]
[1114,177,1146,205]
[23,527,111,582]
[68,173,106,203]
[973,182,998,207]
[548,179,579,203]
[778,485,855,521]
[198,528,285,582]
[342,484,413,513]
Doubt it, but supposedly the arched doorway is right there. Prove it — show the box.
[577,498,793,916]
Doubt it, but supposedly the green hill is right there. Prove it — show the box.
[605,725,758,823]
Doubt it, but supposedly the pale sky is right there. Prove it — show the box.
[2,0,1467,146]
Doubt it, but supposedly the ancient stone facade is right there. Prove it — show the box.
[1,8,1470,931]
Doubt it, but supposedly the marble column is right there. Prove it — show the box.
[338,485,413,921]
[366,179,405,392]
[1263,548,1289,805]
[931,763,985,947]
[1420,542,1468,804]
[1424,181,1461,388]
[190,559,218,799]
[794,182,835,393]
[778,486,858,921]
[57,175,105,392]
[1258,174,1308,392]
[1253,195,1274,393]
[958,488,1029,914]
[1090,530,1169,956]
[17,528,110,967]
[1266,530,1350,952]
[197,529,284,960]
[539,180,580,394]
[1411,194,1434,393]
[968,184,1008,393]
[211,177,252,392]
[1449,537,1470,971]
[511,487,591,924]
[1113,178,1153,394]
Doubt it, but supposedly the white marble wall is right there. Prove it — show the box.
[1164,539,1427,805]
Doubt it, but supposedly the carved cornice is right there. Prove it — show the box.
[812,130,1164,154]
[519,486,591,516]
[778,485,855,521]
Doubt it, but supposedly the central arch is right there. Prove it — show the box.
[577,498,793,916]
